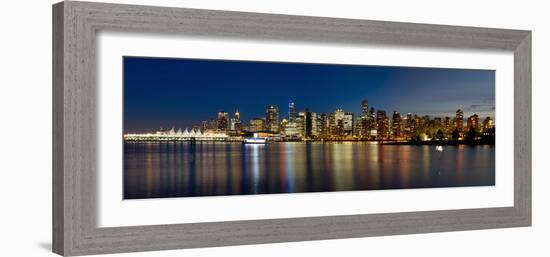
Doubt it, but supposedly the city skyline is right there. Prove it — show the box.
[124,56,495,133]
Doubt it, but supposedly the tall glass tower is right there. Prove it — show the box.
[288,100,297,122]
[266,105,279,132]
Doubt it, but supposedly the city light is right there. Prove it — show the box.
[124,99,495,144]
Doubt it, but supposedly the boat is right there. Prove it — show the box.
[243,133,267,144]
[436,145,443,152]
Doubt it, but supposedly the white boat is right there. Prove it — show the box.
[436,145,443,152]
[243,133,267,144]
[243,138,267,144]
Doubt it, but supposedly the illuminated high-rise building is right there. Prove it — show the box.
[482,116,494,131]
[455,109,464,132]
[319,113,329,137]
[217,112,228,131]
[355,116,365,137]
[332,109,353,136]
[265,105,279,132]
[249,118,265,132]
[376,110,387,131]
[230,118,236,130]
[405,113,414,137]
[367,107,376,134]
[343,112,354,135]
[288,100,297,122]
[467,114,480,131]
[361,99,369,115]
[355,100,370,137]
[333,109,345,136]
[305,110,318,138]
[233,109,242,132]
[376,110,389,139]
[443,116,452,133]
[296,112,306,137]
[234,109,240,123]
[392,111,403,137]
[376,110,386,124]
[420,115,430,128]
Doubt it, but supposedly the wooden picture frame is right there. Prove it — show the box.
[52,1,531,256]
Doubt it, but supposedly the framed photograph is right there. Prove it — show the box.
[53,1,531,256]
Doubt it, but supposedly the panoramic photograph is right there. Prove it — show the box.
[122,57,496,200]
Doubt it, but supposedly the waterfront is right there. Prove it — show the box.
[124,142,495,199]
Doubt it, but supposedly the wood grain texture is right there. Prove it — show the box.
[52,1,532,256]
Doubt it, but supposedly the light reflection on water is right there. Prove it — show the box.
[123,142,495,199]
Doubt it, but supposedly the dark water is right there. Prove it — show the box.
[123,142,495,199]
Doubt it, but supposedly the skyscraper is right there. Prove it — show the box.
[356,100,370,137]
[296,112,306,137]
[333,109,345,136]
[234,109,240,123]
[467,114,480,131]
[376,110,386,124]
[217,112,228,131]
[482,116,494,131]
[249,118,265,132]
[319,113,329,137]
[377,110,389,139]
[361,99,369,115]
[233,109,242,132]
[343,112,354,136]
[305,110,318,138]
[392,111,403,137]
[367,107,376,134]
[443,116,452,133]
[288,100,297,122]
[405,113,414,137]
[455,109,464,132]
[266,105,279,132]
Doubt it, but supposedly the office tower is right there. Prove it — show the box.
[376,110,386,124]
[217,112,228,131]
[376,110,389,139]
[405,113,414,137]
[420,115,430,128]
[467,114,480,131]
[296,112,306,136]
[392,111,403,137]
[355,116,365,137]
[366,107,376,135]
[233,109,242,132]
[333,109,353,136]
[288,100,297,122]
[443,116,452,132]
[234,109,240,123]
[319,113,329,137]
[265,105,279,132]
[482,117,494,131]
[305,110,318,138]
[455,109,464,132]
[343,112,354,136]
[249,118,265,132]
[361,99,369,115]
[230,118,236,130]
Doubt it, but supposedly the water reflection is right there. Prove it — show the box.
[124,142,495,199]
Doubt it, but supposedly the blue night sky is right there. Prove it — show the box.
[123,57,495,133]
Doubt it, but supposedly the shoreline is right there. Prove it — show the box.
[124,139,495,146]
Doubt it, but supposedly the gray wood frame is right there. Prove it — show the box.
[52,1,531,256]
